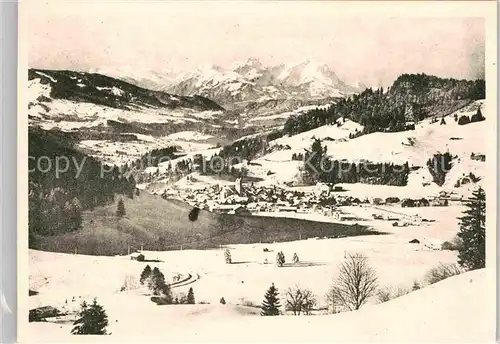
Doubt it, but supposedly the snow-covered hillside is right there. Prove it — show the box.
[27,70,233,165]
[240,100,487,198]
[89,66,178,92]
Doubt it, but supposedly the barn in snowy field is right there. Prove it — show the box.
[405,121,416,130]
[130,252,144,261]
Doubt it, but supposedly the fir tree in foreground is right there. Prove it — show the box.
[261,283,281,316]
[116,199,126,217]
[187,287,195,304]
[457,187,486,270]
[71,299,108,335]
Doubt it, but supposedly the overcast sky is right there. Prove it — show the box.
[26,1,485,87]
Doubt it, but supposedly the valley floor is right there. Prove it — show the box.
[27,203,477,341]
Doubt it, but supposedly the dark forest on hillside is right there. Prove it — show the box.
[28,127,136,246]
[283,74,485,136]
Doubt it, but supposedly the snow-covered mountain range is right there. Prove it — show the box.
[91,59,366,107]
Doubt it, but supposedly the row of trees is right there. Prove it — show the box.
[224,249,299,267]
[139,265,196,305]
[457,107,485,125]
[261,253,378,316]
[261,283,317,316]
[140,265,172,301]
[300,139,409,186]
[135,157,194,185]
[134,146,182,168]
[283,74,485,137]
[196,135,269,177]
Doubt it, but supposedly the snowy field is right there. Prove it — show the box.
[27,247,492,342]
[27,200,472,341]
[27,267,493,343]
[78,131,216,166]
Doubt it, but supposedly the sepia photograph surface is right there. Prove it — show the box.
[19,1,497,342]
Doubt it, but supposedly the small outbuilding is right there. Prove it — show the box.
[130,252,145,261]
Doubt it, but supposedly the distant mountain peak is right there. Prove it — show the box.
[231,57,264,70]
[93,59,365,106]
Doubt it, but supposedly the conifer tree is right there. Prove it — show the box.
[261,283,281,316]
[116,199,126,217]
[457,187,486,270]
[458,115,470,125]
[276,251,285,267]
[187,287,195,304]
[71,299,108,335]
[224,249,232,264]
[149,267,171,301]
[471,107,485,123]
[140,265,152,285]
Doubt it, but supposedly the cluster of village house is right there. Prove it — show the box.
[162,179,464,224]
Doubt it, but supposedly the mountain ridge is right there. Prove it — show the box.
[87,59,365,108]
[29,68,224,112]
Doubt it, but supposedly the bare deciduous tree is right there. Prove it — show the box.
[376,286,409,303]
[425,263,463,285]
[325,288,340,314]
[328,253,378,311]
[285,286,317,315]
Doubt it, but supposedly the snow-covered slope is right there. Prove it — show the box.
[27,69,229,165]
[89,66,178,92]
[26,245,493,342]
[242,100,487,197]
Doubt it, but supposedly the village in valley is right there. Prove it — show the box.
[165,177,464,225]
